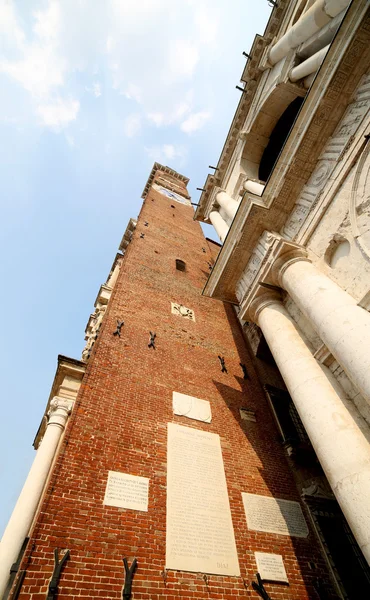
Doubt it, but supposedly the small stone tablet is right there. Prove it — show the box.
[103,471,149,511]
[173,391,212,423]
[255,552,288,583]
[242,493,308,537]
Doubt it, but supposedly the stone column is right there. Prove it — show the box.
[209,210,229,243]
[0,397,72,598]
[250,293,370,564]
[289,44,329,82]
[215,191,239,221]
[268,0,350,66]
[243,179,265,196]
[273,255,370,405]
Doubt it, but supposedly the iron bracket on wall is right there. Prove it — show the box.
[46,548,70,600]
[148,332,156,349]
[218,355,227,373]
[113,319,125,337]
[251,573,272,600]
[3,537,29,600]
[122,557,137,600]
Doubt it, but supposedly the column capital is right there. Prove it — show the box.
[237,231,310,321]
[47,396,73,428]
[248,291,283,324]
[271,246,311,288]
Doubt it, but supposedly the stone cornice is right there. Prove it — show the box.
[194,2,290,222]
[202,1,370,303]
[141,163,189,199]
[33,355,86,449]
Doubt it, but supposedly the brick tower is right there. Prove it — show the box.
[2,165,336,599]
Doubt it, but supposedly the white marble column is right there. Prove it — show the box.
[289,44,329,83]
[274,256,370,405]
[209,210,229,243]
[251,294,370,564]
[243,179,265,196]
[268,0,350,66]
[215,191,239,221]
[0,397,72,598]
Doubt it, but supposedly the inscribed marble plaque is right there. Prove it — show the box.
[166,423,240,576]
[242,493,308,537]
[103,471,149,511]
[173,391,212,423]
[255,552,288,583]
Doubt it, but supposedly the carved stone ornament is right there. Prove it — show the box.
[282,71,370,241]
[48,397,73,418]
[171,302,195,321]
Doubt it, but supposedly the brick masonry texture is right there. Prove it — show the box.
[16,174,335,599]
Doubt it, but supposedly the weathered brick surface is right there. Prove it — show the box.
[17,176,334,599]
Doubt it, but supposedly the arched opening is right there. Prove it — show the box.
[324,237,351,268]
[258,96,304,182]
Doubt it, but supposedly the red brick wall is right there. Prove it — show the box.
[17,178,334,599]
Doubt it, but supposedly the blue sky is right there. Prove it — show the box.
[0,0,271,536]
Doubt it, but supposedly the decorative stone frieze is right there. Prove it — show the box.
[282,71,370,241]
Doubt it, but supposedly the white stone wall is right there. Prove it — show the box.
[306,162,370,301]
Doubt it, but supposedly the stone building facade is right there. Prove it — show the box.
[1,1,370,599]
[0,165,346,600]
[194,0,370,597]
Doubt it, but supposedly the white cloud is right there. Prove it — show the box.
[124,82,142,103]
[147,90,194,128]
[123,113,141,138]
[166,40,199,81]
[92,82,101,97]
[145,143,187,165]
[33,1,60,41]
[0,2,25,47]
[194,6,219,45]
[38,98,80,130]
[147,112,165,127]
[1,45,66,99]
[181,111,211,134]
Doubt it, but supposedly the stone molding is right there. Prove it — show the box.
[33,356,85,449]
[248,291,283,325]
[237,232,310,323]
[48,396,73,415]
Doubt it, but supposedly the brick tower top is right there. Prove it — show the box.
[141,162,190,200]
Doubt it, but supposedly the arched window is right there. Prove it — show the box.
[259,96,304,182]
[175,259,186,272]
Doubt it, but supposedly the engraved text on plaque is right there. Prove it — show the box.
[242,493,308,537]
[166,423,240,575]
[103,471,149,511]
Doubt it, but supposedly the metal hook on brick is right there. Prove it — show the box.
[46,548,70,600]
[218,355,227,373]
[148,332,156,349]
[122,557,137,600]
[251,573,272,600]
[113,319,125,337]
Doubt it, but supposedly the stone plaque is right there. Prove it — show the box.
[242,493,308,538]
[103,471,149,511]
[173,391,212,423]
[166,423,240,576]
[255,552,288,583]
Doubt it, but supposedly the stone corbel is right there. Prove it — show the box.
[258,38,276,71]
